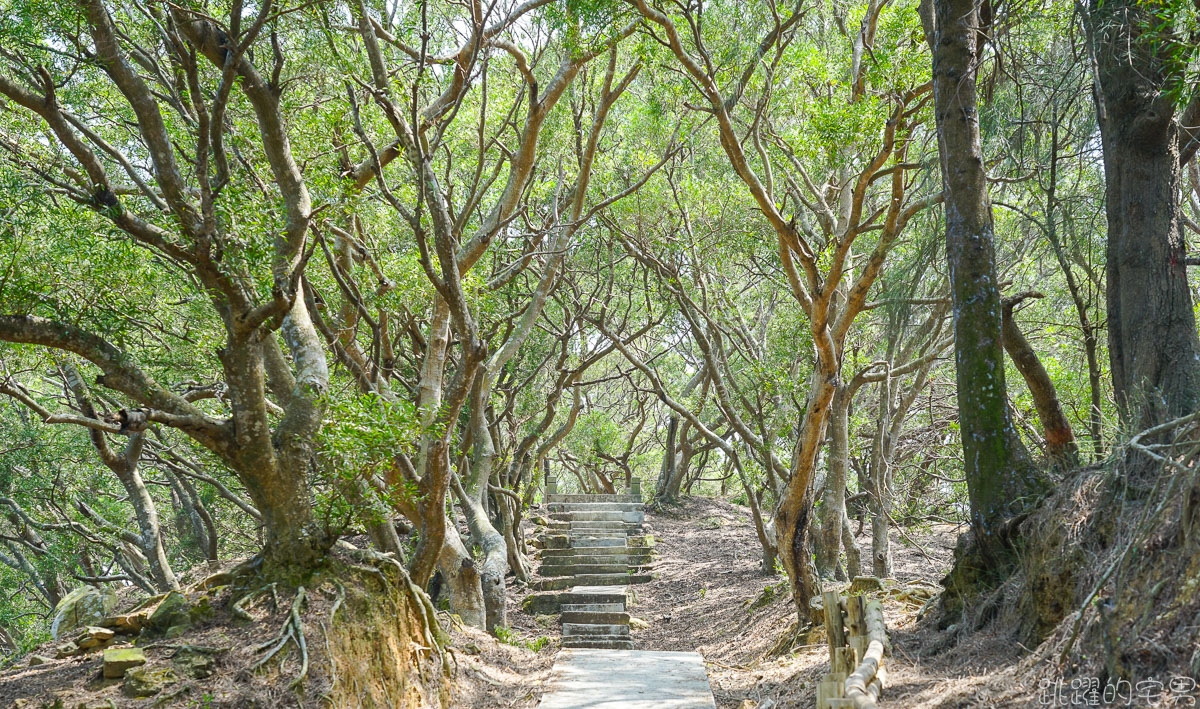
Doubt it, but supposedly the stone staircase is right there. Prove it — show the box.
[534,478,653,651]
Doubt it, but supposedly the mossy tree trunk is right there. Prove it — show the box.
[1087,0,1200,431]
[922,0,1048,563]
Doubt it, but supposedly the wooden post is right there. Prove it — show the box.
[822,590,846,666]
[846,595,866,669]
[818,590,848,709]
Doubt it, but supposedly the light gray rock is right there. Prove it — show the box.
[50,586,118,640]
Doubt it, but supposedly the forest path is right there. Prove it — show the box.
[538,648,717,708]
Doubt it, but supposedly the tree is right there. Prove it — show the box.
[1085,0,1200,430]
[921,0,1048,566]
[0,1,333,575]
[633,0,938,617]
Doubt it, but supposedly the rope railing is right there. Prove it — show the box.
[817,589,889,709]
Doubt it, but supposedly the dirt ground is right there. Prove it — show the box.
[629,497,976,708]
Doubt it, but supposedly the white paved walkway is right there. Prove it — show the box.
[538,649,716,709]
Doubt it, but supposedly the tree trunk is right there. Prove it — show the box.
[1001,293,1079,465]
[923,0,1047,561]
[736,455,778,574]
[654,416,680,504]
[869,378,892,578]
[840,509,862,579]
[434,528,485,629]
[816,387,853,579]
[222,338,327,575]
[775,365,835,621]
[1088,0,1200,431]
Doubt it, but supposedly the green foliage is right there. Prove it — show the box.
[494,625,551,651]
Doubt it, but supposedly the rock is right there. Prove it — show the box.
[130,592,169,612]
[521,591,561,615]
[27,654,52,666]
[71,626,115,650]
[98,612,148,634]
[163,625,190,639]
[529,515,551,527]
[629,616,649,630]
[144,591,190,637]
[807,596,825,626]
[54,642,81,659]
[103,647,147,678]
[850,576,883,595]
[186,594,215,624]
[172,648,216,679]
[50,586,118,640]
[628,534,655,548]
[122,666,178,698]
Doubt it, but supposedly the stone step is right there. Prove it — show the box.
[573,573,639,586]
[533,577,579,591]
[538,534,571,549]
[561,636,635,650]
[568,537,627,547]
[547,502,644,513]
[535,573,641,591]
[563,623,630,637]
[542,544,646,555]
[560,610,630,625]
[550,510,645,523]
[538,650,716,708]
[560,603,625,614]
[539,547,641,559]
[569,554,647,564]
[550,519,626,528]
[553,520,628,529]
[546,494,640,504]
[538,553,651,567]
[571,529,642,538]
[538,564,629,578]
[562,586,628,605]
[562,524,641,534]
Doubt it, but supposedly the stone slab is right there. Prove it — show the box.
[561,637,635,650]
[546,494,640,504]
[547,502,645,512]
[561,603,624,614]
[539,564,629,577]
[560,611,630,625]
[569,537,627,547]
[561,586,627,606]
[538,649,716,708]
[562,623,630,636]
[561,638,638,647]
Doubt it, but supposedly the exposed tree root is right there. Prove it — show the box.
[232,582,278,622]
[252,586,309,690]
[329,578,346,624]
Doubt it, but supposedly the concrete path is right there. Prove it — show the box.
[538,649,716,708]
